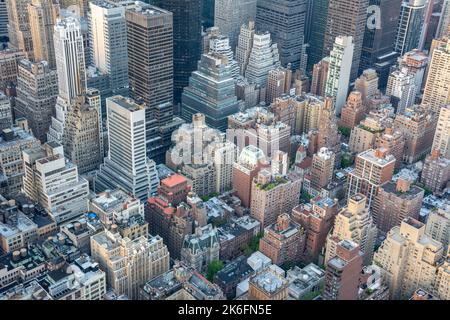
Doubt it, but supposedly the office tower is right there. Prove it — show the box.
[354,69,379,103]
[324,36,354,115]
[432,104,450,159]
[421,149,450,194]
[306,0,329,71]
[0,122,40,196]
[325,194,377,266]
[259,213,305,266]
[347,148,395,208]
[310,147,334,194]
[146,174,196,259]
[292,197,338,263]
[423,39,450,114]
[53,17,87,104]
[207,32,240,78]
[91,229,170,299]
[323,0,369,81]
[373,217,444,299]
[425,208,450,249]
[270,95,299,135]
[393,105,437,163]
[28,0,59,69]
[255,0,307,71]
[375,127,405,170]
[235,20,255,75]
[0,93,11,130]
[22,142,89,224]
[151,0,202,107]
[62,92,102,174]
[360,0,402,84]
[0,49,26,90]
[245,31,281,90]
[248,265,289,300]
[394,0,427,56]
[232,145,268,208]
[214,0,256,52]
[373,177,424,233]
[95,96,154,202]
[202,0,215,28]
[340,91,366,129]
[397,49,428,94]
[386,68,417,114]
[181,224,220,272]
[14,60,58,142]
[181,53,240,131]
[436,0,450,39]
[316,97,341,156]
[323,239,363,300]
[310,57,330,97]
[0,0,7,38]
[6,0,34,59]
[89,0,129,96]
[266,67,292,104]
[349,117,385,154]
[250,169,301,229]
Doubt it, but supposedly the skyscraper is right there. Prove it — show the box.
[95,95,155,202]
[386,68,417,114]
[6,0,34,60]
[324,36,354,115]
[310,147,335,194]
[15,60,58,142]
[235,20,256,75]
[432,104,450,159]
[436,0,450,39]
[151,0,202,107]
[394,0,427,56]
[181,53,240,131]
[255,0,307,71]
[89,0,130,96]
[28,0,59,69]
[323,0,369,81]
[306,0,329,71]
[214,0,256,52]
[0,0,7,38]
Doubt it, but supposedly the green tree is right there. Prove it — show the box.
[338,126,351,138]
[206,260,224,281]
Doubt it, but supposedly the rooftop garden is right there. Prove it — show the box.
[256,176,288,191]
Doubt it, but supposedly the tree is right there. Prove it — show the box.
[338,126,351,138]
[206,260,224,281]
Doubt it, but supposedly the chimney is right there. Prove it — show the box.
[276,213,290,232]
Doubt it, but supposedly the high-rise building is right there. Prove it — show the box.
[360,0,402,85]
[310,57,330,97]
[0,0,7,38]
[310,147,334,194]
[248,265,289,300]
[89,0,130,96]
[373,217,444,299]
[235,20,256,75]
[22,142,89,224]
[306,0,329,71]
[206,31,240,78]
[354,68,379,103]
[436,0,450,39]
[0,93,11,130]
[14,60,58,142]
[250,169,301,229]
[347,148,395,208]
[6,0,34,60]
[95,96,156,202]
[214,0,256,52]
[0,49,26,90]
[255,0,307,71]
[126,2,183,162]
[291,197,339,263]
[425,208,450,250]
[323,0,369,81]
[90,229,170,299]
[0,122,40,196]
[386,68,417,114]
[375,127,405,170]
[397,49,428,94]
[348,117,385,154]
[420,149,450,194]
[435,252,450,300]
[151,0,202,107]
[62,91,103,175]
[266,67,292,104]
[324,36,354,115]
[394,0,427,56]
[181,53,240,131]
[323,239,363,300]
[372,177,424,233]
[28,0,59,69]
[394,105,437,163]
[340,91,366,129]
[259,213,305,266]
[325,194,377,266]
[431,104,450,159]
[422,39,450,115]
